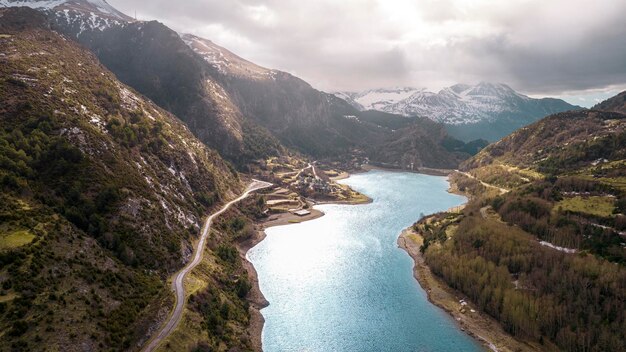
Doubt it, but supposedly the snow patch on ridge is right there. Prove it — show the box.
[0,0,128,20]
[1,0,131,34]
[336,82,561,125]
[0,0,67,9]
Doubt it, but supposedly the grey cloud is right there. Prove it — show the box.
[109,0,626,96]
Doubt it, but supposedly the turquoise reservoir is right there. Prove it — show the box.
[248,170,483,351]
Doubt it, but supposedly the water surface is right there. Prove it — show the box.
[248,170,482,351]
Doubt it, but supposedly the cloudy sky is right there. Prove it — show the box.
[110,0,626,107]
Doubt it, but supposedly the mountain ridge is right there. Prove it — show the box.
[594,90,626,114]
[26,0,475,168]
[0,0,130,20]
[338,83,580,142]
[0,8,263,350]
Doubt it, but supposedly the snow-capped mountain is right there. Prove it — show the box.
[0,0,129,19]
[337,82,577,125]
[337,83,579,141]
[0,0,132,33]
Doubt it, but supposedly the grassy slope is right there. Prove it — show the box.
[0,9,257,351]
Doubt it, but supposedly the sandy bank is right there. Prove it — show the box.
[314,196,373,205]
[398,228,540,352]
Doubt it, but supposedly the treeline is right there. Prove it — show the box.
[420,215,626,351]
[491,177,626,263]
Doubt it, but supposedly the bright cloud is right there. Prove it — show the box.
[110,0,626,103]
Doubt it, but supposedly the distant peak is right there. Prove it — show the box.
[338,82,576,128]
[0,0,132,21]
[449,83,472,94]
[475,81,512,89]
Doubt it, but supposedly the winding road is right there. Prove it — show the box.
[142,179,273,352]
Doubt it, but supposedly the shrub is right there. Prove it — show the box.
[9,320,29,336]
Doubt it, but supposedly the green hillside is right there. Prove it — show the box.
[0,8,258,351]
[414,102,626,351]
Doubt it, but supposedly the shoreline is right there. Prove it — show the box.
[238,169,468,351]
[361,163,455,177]
[314,197,373,205]
[398,227,539,352]
[402,172,541,351]
[239,168,372,351]
[237,207,326,351]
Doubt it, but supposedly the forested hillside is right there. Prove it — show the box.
[0,8,257,351]
[416,210,625,351]
[412,95,626,351]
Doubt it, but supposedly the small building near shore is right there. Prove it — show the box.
[294,209,311,217]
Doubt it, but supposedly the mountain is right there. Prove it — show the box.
[0,2,487,170]
[0,1,277,165]
[594,90,626,114]
[0,0,130,20]
[335,87,424,112]
[463,109,626,174]
[0,0,131,29]
[0,7,261,351]
[367,116,477,169]
[69,20,277,164]
[179,34,422,160]
[338,83,580,142]
[6,0,475,169]
[181,33,276,80]
[409,92,626,352]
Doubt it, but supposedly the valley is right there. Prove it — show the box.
[0,1,625,352]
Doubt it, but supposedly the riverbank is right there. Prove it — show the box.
[398,227,539,352]
[240,168,380,350]
[237,203,331,351]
